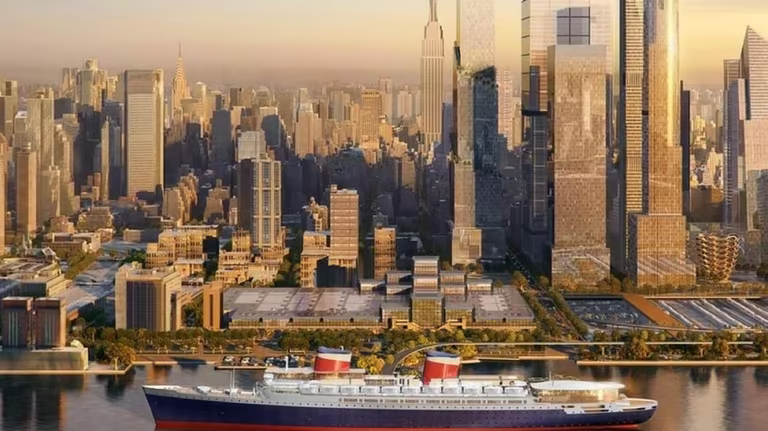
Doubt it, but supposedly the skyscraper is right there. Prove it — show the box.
[237,155,282,253]
[171,44,189,121]
[360,89,383,143]
[237,130,266,162]
[723,58,742,226]
[124,70,164,200]
[681,82,691,218]
[378,78,394,122]
[329,185,359,285]
[723,27,768,265]
[421,0,444,152]
[211,109,233,180]
[16,144,37,235]
[0,134,5,248]
[616,0,644,274]
[521,0,613,268]
[26,91,55,169]
[295,103,320,158]
[548,44,610,287]
[627,0,695,286]
[451,0,496,265]
[26,91,57,225]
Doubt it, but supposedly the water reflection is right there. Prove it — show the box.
[0,375,86,431]
[0,363,764,431]
[96,368,137,401]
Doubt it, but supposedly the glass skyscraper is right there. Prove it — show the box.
[519,0,613,274]
[626,0,695,286]
[615,0,644,273]
[451,0,498,265]
[723,27,768,265]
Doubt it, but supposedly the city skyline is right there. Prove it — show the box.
[0,0,766,86]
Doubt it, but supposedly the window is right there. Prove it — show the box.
[570,17,590,36]
[262,191,271,215]
[261,164,271,187]
[262,219,271,243]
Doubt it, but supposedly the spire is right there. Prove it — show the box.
[429,0,438,22]
[178,42,182,59]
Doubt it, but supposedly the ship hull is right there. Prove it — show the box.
[145,391,655,430]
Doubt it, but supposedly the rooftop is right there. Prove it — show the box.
[444,289,534,321]
[225,288,406,321]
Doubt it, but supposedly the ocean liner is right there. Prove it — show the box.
[144,347,657,430]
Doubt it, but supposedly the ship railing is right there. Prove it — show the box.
[339,397,528,405]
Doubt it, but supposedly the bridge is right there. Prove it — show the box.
[380,341,754,375]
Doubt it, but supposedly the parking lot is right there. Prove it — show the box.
[653,298,768,330]
[566,299,652,327]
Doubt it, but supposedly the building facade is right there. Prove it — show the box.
[238,155,282,253]
[626,0,695,286]
[124,70,164,199]
[115,266,183,331]
[451,0,497,265]
[548,44,611,287]
[16,145,38,235]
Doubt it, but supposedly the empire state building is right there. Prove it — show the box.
[420,0,444,154]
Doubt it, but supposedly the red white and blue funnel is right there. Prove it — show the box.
[314,347,352,373]
[422,350,461,384]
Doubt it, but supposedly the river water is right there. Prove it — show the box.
[0,361,766,431]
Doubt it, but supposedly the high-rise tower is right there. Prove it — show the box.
[626,0,695,286]
[520,0,613,272]
[420,0,444,153]
[616,0,644,274]
[124,70,164,200]
[451,0,497,265]
[238,154,282,253]
[172,44,189,120]
[723,27,768,265]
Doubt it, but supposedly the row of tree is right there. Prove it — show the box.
[520,290,561,338]
[548,289,589,338]
[584,330,768,361]
[65,253,98,280]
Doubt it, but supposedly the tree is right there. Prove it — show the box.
[100,343,136,368]
[122,249,147,267]
[357,355,386,374]
[621,278,636,292]
[754,333,768,358]
[204,257,218,281]
[537,276,550,289]
[709,337,730,359]
[621,337,650,360]
[757,264,768,280]
[510,271,526,286]
[183,297,203,327]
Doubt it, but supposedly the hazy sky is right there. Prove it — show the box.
[1,0,767,86]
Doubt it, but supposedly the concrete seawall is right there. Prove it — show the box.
[578,360,768,367]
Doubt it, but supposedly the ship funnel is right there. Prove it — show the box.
[314,347,352,373]
[422,350,460,384]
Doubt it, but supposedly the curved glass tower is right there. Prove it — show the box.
[626,0,695,287]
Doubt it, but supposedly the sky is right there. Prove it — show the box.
[1,0,768,86]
